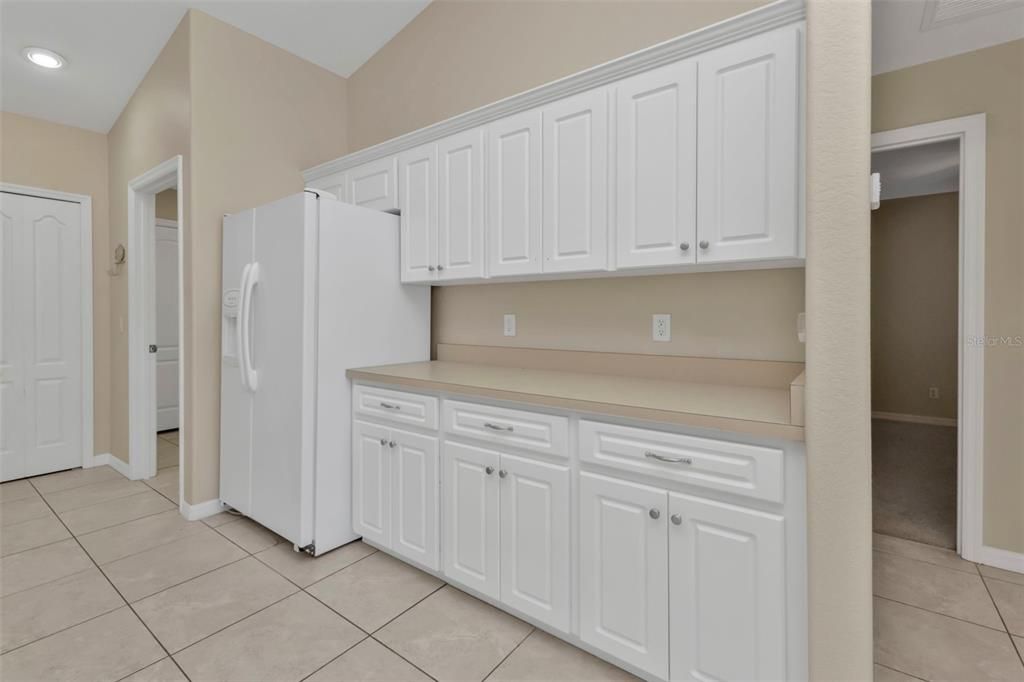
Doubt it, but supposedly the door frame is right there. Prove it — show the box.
[0,182,94,472]
[127,157,184,505]
[871,114,987,564]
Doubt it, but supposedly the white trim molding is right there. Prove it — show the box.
[303,0,806,182]
[181,498,225,522]
[86,452,131,478]
[872,411,958,427]
[872,113,986,565]
[0,182,94,474]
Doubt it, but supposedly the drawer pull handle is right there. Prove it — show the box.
[379,402,401,410]
[483,422,514,432]
[644,451,693,465]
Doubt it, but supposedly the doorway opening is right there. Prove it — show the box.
[127,156,184,511]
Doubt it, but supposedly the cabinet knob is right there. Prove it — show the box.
[699,240,710,249]
[485,466,494,475]
[499,469,508,479]
[649,508,661,520]
[379,438,387,446]
[427,265,436,272]
[437,264,445,271]
[679,242,690,251]
[671,514,682,526]
[389,440,397,448]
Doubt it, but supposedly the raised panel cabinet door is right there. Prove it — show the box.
[487,110,543,276]
[442,441,500,598]
[616,59,697,269]
[352,420,391,548]
[309,170,349,203]
[398,144,438,283]
[390,427,440,571]
[696,25,801,264]
[347,157,398,210]
[437,129,485,281]
[499,453,570,633]
[542,88,609,273]
[579,472,669,679]
[668,492,787,681]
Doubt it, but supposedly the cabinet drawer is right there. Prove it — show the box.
[579,420,783,502]
[354,385,438,430]
[442,400,568,457]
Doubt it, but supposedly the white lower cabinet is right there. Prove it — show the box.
[352,420,391,548]
[443,441,501,598]
[668,492,787,681]
[579,472,669,679]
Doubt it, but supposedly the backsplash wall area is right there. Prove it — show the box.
[432,268,806,362]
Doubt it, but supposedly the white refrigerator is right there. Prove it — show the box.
[220,190,429,555]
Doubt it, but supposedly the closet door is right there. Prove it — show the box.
[443,441,500,598]
[155,222,179,431]
[437,130,485,281]
[0,192,83,482]
[542,88,609,273]
[398,144,438,283]
[390,427,440,570]
[696,25,801,263]
[487,110,543,276]
[616,60,697,268]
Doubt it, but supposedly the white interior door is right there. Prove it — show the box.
[1,192,83,482]
[154,222,178,431]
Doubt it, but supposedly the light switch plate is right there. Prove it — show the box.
[652,314,671,342]
[504,314,516,337]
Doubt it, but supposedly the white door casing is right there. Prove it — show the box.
[443,440,500,598]
[155,221,179,431]
[487,110,543,276]
[437,129,485,280]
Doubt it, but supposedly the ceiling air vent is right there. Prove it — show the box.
[921,0,1022,30]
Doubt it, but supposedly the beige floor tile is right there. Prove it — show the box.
[873,550,1004,629]
[31,465,125,494]
[101,526,246,602]
[307,637,430,682]
[255,539,376,587]
[60,490,174,535]
[873,533,977,574]
[0,538,94,598]
[0,567,124,653]
[873,664,923,681]
[376,585,532,682]
[488,629,637,681]
[0,480,38,502]
[982,564,1024,587]
[988,579,1024,636]
[121,657,189,682]
[307,550,443,632]
[151,481,180,504]
[1015,635,1024,659]
[157,440,179,470]
[77,509,206,565]
[135,556,297,652]
[0,606,164,681]
[159,430,179,445]
[1,495,53,527]
[202,510,243,527]
[874,597,1024,681]
[0,514,71,557]
[148,466,179,489]
[216,517,285,554]
[43,477,149,512]
[173,592,366,682]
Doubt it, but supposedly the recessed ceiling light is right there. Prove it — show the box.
[23,47,66,70]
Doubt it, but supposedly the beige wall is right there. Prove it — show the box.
[185,10,348,503]
[874,39,1024,553]
[871,193,959,419]
[106,15,192,465]
[804,0,873,678]
[0,112,111,456]
[155,189,178,221]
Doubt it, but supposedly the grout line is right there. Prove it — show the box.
[367,633,439,682]
[84,524,209,569]
[0,543,99,600]
[167,589,301,659]
[978,573,1024,669]
[871,545,979,575]
[367,582,446,635]
[873,662,928,681]
[874,595,1010,633]
[0,526,72,560]
[481,623,535,681]
[298,634,374,682]
[0,592,127,657]
[61,498,178,540]
[253,542,380,591]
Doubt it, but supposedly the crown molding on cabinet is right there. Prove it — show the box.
[303,0,805,182]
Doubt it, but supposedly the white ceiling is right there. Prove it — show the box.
[871,139,960,201]
[0,0,430,133]
[873,0,1024,74]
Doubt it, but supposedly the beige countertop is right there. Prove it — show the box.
[348,358,805,441]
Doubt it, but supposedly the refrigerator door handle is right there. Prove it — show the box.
[239,262,261,392]
[236,263,252,390]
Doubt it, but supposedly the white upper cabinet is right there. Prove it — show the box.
[542,88,609,273]
[308,170,348,202]
[696,25,801,263]
[398,143,438,283]
[615,60,697,269]
[437,130,485,281]
[487,110,543,277]
[347,157,398,211]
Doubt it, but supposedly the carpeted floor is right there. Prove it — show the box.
[872,418,957,549]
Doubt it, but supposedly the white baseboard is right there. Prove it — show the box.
[872,411,957,427]
[181,498,224,521]
[86,452,132,478]
[975,544,1024,574]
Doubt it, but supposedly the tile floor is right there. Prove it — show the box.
[0,463,636,682]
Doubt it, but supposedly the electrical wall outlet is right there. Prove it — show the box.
[928,387,940,399]
[503,313,516,337]
[652,314,671,342]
